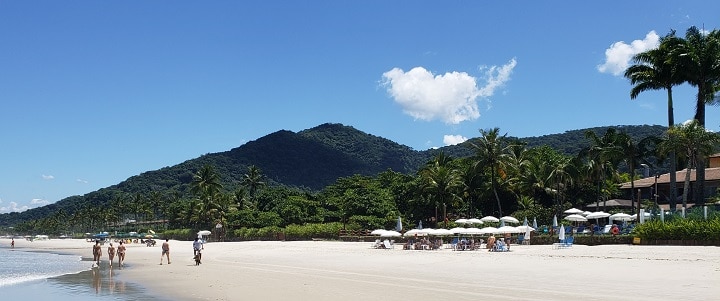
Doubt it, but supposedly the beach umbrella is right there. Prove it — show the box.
[197,230,211,236]
[418,220,423,229]
[582,211,592,216]
[558,225,565,241]
[455,218,470,224]
[450,227,466,234]
[370,229,387,235]
[564,208,584,215]
[524,224,532,243]
[564,214,588,222]
[552,215,558,227]
[610,213,633,222]
[431,229,454,236]
[480,216,500,223]
[467,218,483,225]
[404,228,430,237]
[586,211,611,220]
[516,225,535,233]
[500,216,520,224]
[479,227,499,235]
[148,229,155,234]
[380,230,402,237]
[496,226,521,234]
[396,216,402,232]
[532,217,538,229]
[523,217,528,227]
[460,227,483,235]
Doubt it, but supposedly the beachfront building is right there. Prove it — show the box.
[619,153,720,211]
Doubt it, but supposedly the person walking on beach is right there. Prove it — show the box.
[117,240,126,267]
[107,243,116,267]
[193,237,204,264]
[160,238,171,265]
[10,238,14,248]
[92,240,102,265]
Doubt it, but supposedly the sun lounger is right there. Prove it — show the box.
[382,239,393,249]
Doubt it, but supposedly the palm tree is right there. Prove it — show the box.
[616,131,659,219]
[468,128,511,216]
[661,120,720,208]
[240,165,266,201]
[625,30,683,207]
[419,153,461,225]
[670,26,720,204]
[581,128,624,210]
[191,164,223,196]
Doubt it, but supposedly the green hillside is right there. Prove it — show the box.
[0,123,667,227]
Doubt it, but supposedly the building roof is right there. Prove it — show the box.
[619,167,720,189]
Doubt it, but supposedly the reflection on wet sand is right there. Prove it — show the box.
[51,262,151,299]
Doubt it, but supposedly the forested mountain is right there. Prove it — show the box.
[0,123,667,226]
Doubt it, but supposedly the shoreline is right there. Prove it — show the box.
[6,238,720,301]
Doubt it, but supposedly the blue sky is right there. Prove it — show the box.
[2,1,720,213]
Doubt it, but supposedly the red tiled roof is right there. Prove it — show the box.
[619,167,720,189]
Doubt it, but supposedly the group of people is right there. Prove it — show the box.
[93,240,126,267]
[90,237,203,267]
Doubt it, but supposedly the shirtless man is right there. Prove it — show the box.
[92,240,102,264]
[160,239,171,265]
[117,241,126,266]
[107,243,116,267]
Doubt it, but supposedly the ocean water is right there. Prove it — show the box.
[0,247,164,300]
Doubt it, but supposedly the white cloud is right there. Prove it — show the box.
[598,31,660,76]
[30,198,49,206]
[42,174,55,180]
[443,134,468,146]
[76,179,88,184]
[381,58,517,124]
[0,201,29,213]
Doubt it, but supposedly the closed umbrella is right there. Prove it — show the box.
[396,216,402,232]
[552,215,558,227]
[532,217,538,229]
[558,224,565,242]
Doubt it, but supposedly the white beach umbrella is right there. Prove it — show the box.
[460,227,483,235]
[197,230,211,236]
[496,226,521,234]
[380,230,402,237]
[455,218,470,224]
[467,218,483,225]
[582,211,593,216]
[450,227,466,234]
[516,225,535,233]
[564,214,588,222]
[610,213,633,221]
[480,216,500,223]
[586,211,611,220]
[500,216,520,224]
[479,227,499,234]
[370,229,387,235]
[563,208,584,215]
[432,229,454,236]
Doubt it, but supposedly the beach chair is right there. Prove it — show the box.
[371,239,381,249]
[382,239,393,249]
[516,234,524,245]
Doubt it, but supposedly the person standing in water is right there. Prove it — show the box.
[117,240,126,267]
[92,240,102,265]
[107,242,116,267]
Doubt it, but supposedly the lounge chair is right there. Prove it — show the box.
[382,239,393,249]
[371,239,381,249]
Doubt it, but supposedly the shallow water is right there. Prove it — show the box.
[0,248,165,301]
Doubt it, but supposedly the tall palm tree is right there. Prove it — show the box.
[616,131,659,219]
[191,164,223,197]
[661,120,720,208]
[468,128,510,216]
[240,165,266,201]
[581,128,624,210]
[419,153,461,225]
[670,26,720,204]
[625,30,683,207]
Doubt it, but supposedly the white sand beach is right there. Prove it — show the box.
[10,238,720,301]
